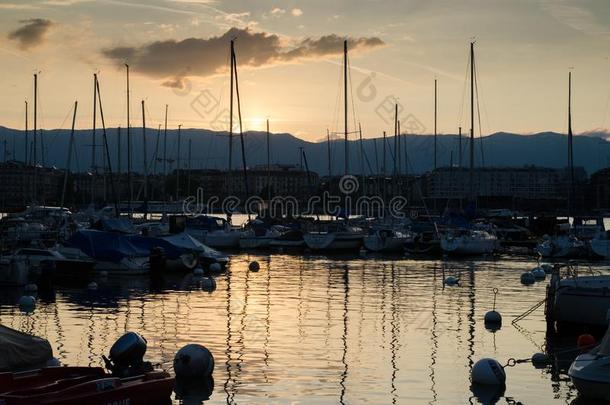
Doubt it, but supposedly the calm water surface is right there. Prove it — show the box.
[2,253,610,405]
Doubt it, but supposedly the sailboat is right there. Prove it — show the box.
[535,71,588,259]
[303,40,365,252]
[439,43,498,255]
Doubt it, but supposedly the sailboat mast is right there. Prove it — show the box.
[33,73,37,203]
[229,39,234,175]
[96,76,120,217]
[141,100,148,214]
[469,42,475,201]
[359,123,365,195]
[232,41,249,199]
[434,78,437,170]
[24,101,28,164]
[125,64,132,216]
[344,39,349,175]
[327,128,332,178]
[91,73,98,205]
[266,119,271,203]
[187,138,192,196]
[568,71,575,216]
[163,104,168,215]
[458,126,462,168]
[176,124,182,200]
[61,101,77,209]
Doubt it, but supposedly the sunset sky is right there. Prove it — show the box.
[1,0,609,141]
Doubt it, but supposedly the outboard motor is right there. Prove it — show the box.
[103,332,153,377]
[149,247,166,275]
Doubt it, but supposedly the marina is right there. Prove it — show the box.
[1,1,610,403]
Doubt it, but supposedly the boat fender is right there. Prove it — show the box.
[531,268,546,280]
[444,275,459,286]
[577,334,596,350]
[541,264,553,274]
[520,272,535,285]
[209,262,222,273]
[193,268,204,277]
[531,353,551,368]
[174,344,215,380]
[249,261,260,272]
[201,276,216,291]
[18,295,36,311]
[88,281,98,290]
[24,283,38,292]
[471,358,506,385]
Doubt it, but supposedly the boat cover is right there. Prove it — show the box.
[0,325,52,372]
[67,230,148,262]
[125,235,186,260]
[91,218,136,234]
[162,233,227,259]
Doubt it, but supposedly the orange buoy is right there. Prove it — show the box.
[577,334,596,350]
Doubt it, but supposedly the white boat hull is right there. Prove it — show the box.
[440,237,497,255]
[304,233,362,251]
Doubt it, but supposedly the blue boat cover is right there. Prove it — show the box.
[125,235,186,259]
[67,230,148,262]
[92,218,136,234]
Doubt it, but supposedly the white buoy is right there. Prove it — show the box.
[249,261,260,272]
[18,295,36,311]
[193,268,204,277]
[444,276,459,286]
[209,262,222,273]
[88,281,98,290]
[531,267,546,280]
[520,272,535,285]
[471,358,506,385]
[174,344,215,380]
[24,284,38,293]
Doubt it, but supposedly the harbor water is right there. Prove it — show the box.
[1,253,609,404]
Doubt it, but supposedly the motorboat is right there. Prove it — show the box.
[238,220,282,249]
[269,228,305,249]
[545,264,610,329]
[62,230,150,274]
[303,222,364,251]
[0,331,174,405]
[569,318,610,400]
[185,216,240,249]
[536,234,588,258]
[161,232,229,269]
[10,248,95,273]
[440,229,498,255]
[363,228,412,252]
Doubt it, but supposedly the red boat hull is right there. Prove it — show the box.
[0,367,174,405]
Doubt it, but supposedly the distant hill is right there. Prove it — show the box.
[0,126,608,176]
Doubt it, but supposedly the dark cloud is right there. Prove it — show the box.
[102,27,385,81]
[7,18,54,50]
[161,77,186,89]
